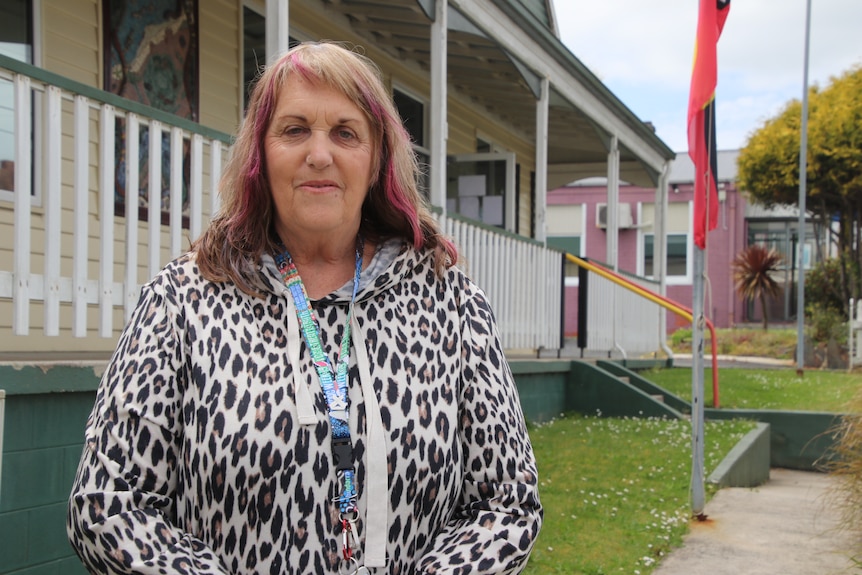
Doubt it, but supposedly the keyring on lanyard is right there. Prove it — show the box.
[339,556,370,575]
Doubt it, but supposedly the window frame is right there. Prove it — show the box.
[0,0,42,206]
[241,1,267,113]
[447,151,516,232]
[641,231,692,285]
[392,84,430,197]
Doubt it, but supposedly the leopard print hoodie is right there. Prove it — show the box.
[68,240,542,574]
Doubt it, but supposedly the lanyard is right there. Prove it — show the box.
[274,239,365,565]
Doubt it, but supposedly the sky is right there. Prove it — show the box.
[554,0,862,153]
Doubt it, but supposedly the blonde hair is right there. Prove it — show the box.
[193,41,457,295]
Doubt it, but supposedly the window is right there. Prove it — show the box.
[747,221,819,272]
[393,87,429,196]
[0,0,34,197]
[446,152,514,230]
[0,0,32,62]
[243,5,266,110]
[639,201,691,283]
[644,233,689,279]
[394,89,425,147]
[242,3,303,111]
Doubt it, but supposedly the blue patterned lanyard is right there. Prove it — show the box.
[274,239,364,563]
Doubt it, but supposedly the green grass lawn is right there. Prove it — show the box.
[641,367,860,412]
[524,414,755,574]
[520,362,858,572]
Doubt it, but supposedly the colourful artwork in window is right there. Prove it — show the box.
[103,0,199,221]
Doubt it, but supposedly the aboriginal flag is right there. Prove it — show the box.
[687,0,730,249]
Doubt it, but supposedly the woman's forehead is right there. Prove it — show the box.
[274,77,362,115]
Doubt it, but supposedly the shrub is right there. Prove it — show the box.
[823,390,862,565]
[805,256,858,319]
[732,245,783,330]
[805,302,847,346]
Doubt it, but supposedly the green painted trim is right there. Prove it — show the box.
[0,54,233,144]
[708,422,771,488]
[618,358,672,370]
[706,408,844,471]
[567,361,684,420]
[596,360,689,413]
[509,360,571,375]
[0,365,102,395]
[514,371,569,424]
[2,361,572,395]
[510,359,687,423]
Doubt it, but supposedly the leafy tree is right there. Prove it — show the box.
[738,66,862,313]
[732,245,783,330]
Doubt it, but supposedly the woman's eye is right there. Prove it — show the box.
[336,128,356,141]
[283,126,306,137]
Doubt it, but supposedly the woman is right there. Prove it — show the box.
[68,42,542,574]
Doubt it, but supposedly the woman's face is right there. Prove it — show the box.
[264,75,375,243]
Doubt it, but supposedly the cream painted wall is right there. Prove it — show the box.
[0,0,540,355]
[547,204,583,235]
[42,0,101,86]
[641,202,690,234]
[0,0,231,354]
[199,0,241,134]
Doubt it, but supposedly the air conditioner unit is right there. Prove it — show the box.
[596,203,634,229]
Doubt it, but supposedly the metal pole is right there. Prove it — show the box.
[691,247,706,516]
[796,0,812,373]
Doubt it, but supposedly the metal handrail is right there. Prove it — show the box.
[567,253,720,408]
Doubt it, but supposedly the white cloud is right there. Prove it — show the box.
[555,0,862,152]
[556,1,697,89]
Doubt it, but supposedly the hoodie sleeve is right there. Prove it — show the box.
[66,270,230,575]
[417,281,543,574]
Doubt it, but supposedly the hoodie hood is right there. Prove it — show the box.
[258,238,431,304]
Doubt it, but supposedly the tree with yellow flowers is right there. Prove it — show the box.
[737,65,862,314]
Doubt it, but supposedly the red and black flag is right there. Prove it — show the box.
[687,0,730,249]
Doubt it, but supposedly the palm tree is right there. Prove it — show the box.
[732,244,783,330]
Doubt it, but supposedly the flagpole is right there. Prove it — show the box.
[687,0,728,518]
[796,0,812,373]
[691,247,706,516]
[691,99,714,519]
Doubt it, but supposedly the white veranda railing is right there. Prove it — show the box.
[584,266,664,358]
[0,55,230,338]
[443,215,563,351]
[0,55,564,352]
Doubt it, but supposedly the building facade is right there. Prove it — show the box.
[548,149,824,338]
[0,1,675,573]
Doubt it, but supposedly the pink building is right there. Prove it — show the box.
[547,150,748,336]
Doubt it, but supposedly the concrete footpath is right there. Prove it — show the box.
[653,468,857,575]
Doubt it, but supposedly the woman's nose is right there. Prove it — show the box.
[305,132,333,168]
